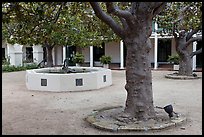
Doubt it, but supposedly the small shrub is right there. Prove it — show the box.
[167,54,180,65]
[2,56,10,65]
[2,63,38,72]
[23,59,33,63]
[2,65,16,72]
[100,55,111,64]
[73,52,85,64]
[25,63,38,69]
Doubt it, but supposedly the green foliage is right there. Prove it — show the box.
[73,52,84,64]
[2,57,10,65]
[167,54,180,64]
[99,55,111,64]
[2,63,38,72]
[155,2,202,34]
[2,2,118,66]
[23,59,33,63]
[2,60,9,65]
[2,2,117,48]
[24,63,38,69]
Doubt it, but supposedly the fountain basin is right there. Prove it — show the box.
[26,67,112,92]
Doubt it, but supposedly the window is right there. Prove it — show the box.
[43,47,47,61]
[196,41,202,68]
[76,78,83,86]
[2,48,5,60]
[26,47,33,62]
[93,42,105,61]
[66,46,76,66]
[157,39,171,62]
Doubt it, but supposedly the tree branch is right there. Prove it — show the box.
[186,36,202,46]
[90,2,124,38]
[190,48,202,58]
[186,28,200,41]
[52,2,66,24]
[106,2,132,20]
[106,2,134,27]
[172,5,195,42]
[118,17,128,30]
[129,2,166,19]
[152,2,167,17]
[173,5,191,25]
[130,2,139,14]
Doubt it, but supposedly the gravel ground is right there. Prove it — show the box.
[2,70,202,135]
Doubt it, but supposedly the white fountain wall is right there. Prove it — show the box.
[26,67,112,92]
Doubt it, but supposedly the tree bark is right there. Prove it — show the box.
[46,45,54,67]
[90,2,166,121]
[172,7,202,76]
[176,43,193,76]
[178,54,192,76]
[174,30,200,76]
[124,36,155,120]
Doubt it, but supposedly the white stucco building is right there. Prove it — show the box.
[2,22,202,70]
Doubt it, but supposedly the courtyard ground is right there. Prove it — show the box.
[2,70,202,135]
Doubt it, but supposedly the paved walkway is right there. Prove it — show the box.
[2,70,202,135]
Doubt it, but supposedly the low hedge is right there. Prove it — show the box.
[2,63,38,72]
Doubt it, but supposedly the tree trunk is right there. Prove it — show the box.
[46,46,54,67]
[176,39,193,76]
[124,36,155,120]
[89,2,167,121]
[177,49,193,76]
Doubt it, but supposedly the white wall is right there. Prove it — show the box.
[2,41,8,58]
[26,67,112,92]
[82,47,90,63]
[54,46,63,65]
[105,41,120,63]
[81,40,159,64]
[81,41,120,64]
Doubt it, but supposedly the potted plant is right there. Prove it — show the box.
[167,54,180,70]
[73,52,84,67]
[99,55,111,68]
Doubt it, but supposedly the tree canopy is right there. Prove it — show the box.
[155,2,202,35]
[2,2,118,67]
[155,2,202,76]
[2,2,117,48]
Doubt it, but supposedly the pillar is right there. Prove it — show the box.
[154,22,158,69]
[33,45,43,64]
[192,41,197,71]
[62,46,66,64]
[52,47,55,66]
[7,43,23,66]
[90,46,93,67]
[120,40,124,69]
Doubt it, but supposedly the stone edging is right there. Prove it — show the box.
[85,106,187,132]
[165,74,201,80]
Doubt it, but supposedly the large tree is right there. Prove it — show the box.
[2,2,116,67]
[2,2,69,67]
[156,2,202,76]
[90,2,166,120]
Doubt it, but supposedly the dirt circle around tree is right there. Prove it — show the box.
[165,72,201,80]
[85,106,187,132]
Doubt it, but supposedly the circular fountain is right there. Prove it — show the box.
[26,66,112,92]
